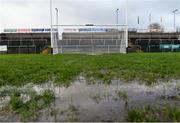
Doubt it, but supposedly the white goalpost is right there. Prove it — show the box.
[50,0,128,54]
[53,24,128,54]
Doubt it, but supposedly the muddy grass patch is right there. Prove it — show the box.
[0,85,55,121]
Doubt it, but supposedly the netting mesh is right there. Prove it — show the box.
[53,25,127,54]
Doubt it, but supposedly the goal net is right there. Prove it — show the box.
[53,25,127,54]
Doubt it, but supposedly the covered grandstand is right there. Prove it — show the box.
[1,27,180,54]
[0,28,57,54]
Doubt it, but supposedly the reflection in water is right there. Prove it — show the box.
[0,76,179,122]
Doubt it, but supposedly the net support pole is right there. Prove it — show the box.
[125,0,128,53]
[50,0,54,54]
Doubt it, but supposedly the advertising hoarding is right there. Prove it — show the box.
[172,45,180,49]
[160,44,180,50]
[79,28,107,33]
[3,28,57,33]
[160,44,171,49]
[0,45,7,52]
[17,29,31,33]
[4,29,17,33]
[63,28,79,33]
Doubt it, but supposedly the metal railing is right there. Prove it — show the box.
[0,38,50,54]
[56,45,125,54]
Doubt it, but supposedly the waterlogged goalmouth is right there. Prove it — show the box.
[51,0,128,54]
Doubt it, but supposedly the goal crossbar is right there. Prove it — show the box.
[52,24,128,27]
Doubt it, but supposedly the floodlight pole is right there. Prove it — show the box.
[50,0,53,53]
[149,13,152,26]
[172,9,178,31]
[161,16,163,27]
[149,13,152,32]
[55,8,59,31]
[116,9,119,30]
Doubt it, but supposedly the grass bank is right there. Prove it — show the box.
[0,53,180,86]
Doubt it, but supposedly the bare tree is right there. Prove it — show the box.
[148,23,164,32]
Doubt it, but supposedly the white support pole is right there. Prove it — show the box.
[50,0,53,52]
[55,8,59,38]
[54,8,59,54]
[125,0,128,50]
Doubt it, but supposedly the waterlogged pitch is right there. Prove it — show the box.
[0,53,179,121]
[0,53,180,86]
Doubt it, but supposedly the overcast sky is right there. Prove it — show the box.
[0,0,180,32]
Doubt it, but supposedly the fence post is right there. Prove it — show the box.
[108,45,110,53]
[18,46,20,54]
[76,45,79,52]
[79,39,80,46]
[34,45,37,54]
[61,45,63,54]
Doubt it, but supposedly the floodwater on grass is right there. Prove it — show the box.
[0,76,180,122]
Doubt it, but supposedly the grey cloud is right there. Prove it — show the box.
[0,0,180,32]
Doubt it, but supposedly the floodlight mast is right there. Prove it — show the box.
[172,9,178,31]
[116,9,119,29]
[149,13,152,27]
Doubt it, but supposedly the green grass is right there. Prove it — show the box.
[0,53,180,86]
[127,105,180,122]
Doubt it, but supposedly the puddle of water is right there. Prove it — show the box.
[0,77,179,122]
